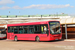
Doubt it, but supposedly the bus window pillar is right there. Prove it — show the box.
[65,24,67,39]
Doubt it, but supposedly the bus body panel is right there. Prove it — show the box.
[7,33,49,41]
[49,34,62,41]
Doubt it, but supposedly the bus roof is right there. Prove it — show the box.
[7,20,59,27]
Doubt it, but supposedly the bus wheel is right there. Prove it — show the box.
[36,37,40,42]
[14,36,18,41]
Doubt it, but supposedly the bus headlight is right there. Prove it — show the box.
[60,37,62,39]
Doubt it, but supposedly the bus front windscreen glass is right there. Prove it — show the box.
[49,21,61,34]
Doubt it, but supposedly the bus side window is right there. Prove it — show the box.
[14,28,18,34]
[41,25,48,34]
[8,27,10,32]
[41,26,44,33]
[14,26,18,34]
[34,25,41,34]
[18,26,23,34]
[23,26,28,34]
[8,27,13,33]
[11,27,14,32]
[29,25,34,34]
[19,28,23,34]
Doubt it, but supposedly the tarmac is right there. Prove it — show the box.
[0,39,75,50]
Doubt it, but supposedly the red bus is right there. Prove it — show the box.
[7,21,62,41]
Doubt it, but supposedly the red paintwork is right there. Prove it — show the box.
[7,21,62,41]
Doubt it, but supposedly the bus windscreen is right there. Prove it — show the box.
[49,21,61,34]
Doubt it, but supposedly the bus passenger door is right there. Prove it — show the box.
[40,25,49,41]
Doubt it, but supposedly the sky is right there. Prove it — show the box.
[0,0,75,15]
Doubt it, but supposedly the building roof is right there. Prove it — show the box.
[60,18,75,25]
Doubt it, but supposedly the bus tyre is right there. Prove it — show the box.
[36,37,40,42]
[14,36,17,41]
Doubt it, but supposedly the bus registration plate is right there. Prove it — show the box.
[55,39,58,40]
